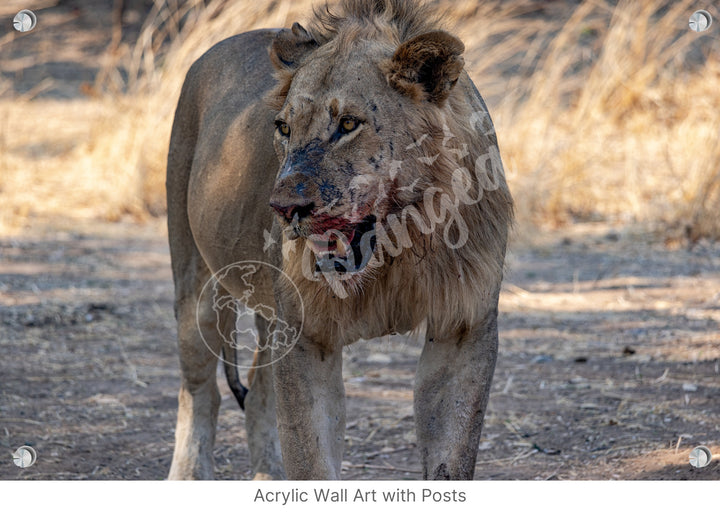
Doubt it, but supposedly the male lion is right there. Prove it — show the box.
[166,0,513,480]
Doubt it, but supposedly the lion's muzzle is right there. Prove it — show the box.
[311,214,377,274]
[270,191,378,274]
[269,196,316,230]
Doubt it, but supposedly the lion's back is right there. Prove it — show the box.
[185,30,280,113]
[167,28,281,193]
[167,29,283,304]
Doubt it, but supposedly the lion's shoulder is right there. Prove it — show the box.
[183,29,285,102]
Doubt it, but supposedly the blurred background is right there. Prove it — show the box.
[0,0,718,240]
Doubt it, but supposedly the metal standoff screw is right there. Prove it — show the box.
[689,446,712,468]
[689,10,712,32]
[13,9,37,32]
[12,446,37,468]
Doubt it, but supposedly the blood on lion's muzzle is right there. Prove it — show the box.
[312,214,377,274]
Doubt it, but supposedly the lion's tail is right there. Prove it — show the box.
[221,343,249,411]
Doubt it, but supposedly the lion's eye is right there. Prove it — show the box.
[276,121,291,137]
[339,117,358,134]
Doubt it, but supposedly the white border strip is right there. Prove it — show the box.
[1,480,710,517]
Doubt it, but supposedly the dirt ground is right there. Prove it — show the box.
[1,218,718,480]
[1,0,719,481]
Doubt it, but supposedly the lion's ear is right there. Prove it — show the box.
[383,30,465,105]
[270,22,319,71]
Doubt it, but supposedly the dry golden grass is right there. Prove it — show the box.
[492,0,720,241]
[0,0,718,240]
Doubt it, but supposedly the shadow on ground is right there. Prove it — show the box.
[0,220,719,479]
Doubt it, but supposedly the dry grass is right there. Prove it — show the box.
[0,0,718,240]
[491,1,720,241]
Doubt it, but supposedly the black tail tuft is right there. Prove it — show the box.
[222,344,248,411]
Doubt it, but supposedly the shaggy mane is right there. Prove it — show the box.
[307,0,445,45]
[270,0,514,343]
[266,0,448,120]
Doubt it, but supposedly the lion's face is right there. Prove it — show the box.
[270,43,400,277]
[268,26,465,281]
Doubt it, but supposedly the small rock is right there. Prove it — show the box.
[682,383,698,392]
[532,354,554,364]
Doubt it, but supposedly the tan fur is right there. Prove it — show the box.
[167,0,512,480]
[269,0,512,345]
[382,31,465,104]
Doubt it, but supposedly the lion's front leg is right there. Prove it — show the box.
[244,322,286,480]
[414,308,499,480]
[272,336,345,479]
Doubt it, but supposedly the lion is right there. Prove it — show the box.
[166,0,513,480]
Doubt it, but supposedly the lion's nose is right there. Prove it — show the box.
[269,198,316,223]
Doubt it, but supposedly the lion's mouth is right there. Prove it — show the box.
[306,215,377,274]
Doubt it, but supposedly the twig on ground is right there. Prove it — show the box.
[364,445,415,460]
[0,418,43,425]
[342,463,422,474]
[651,368,670,384]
